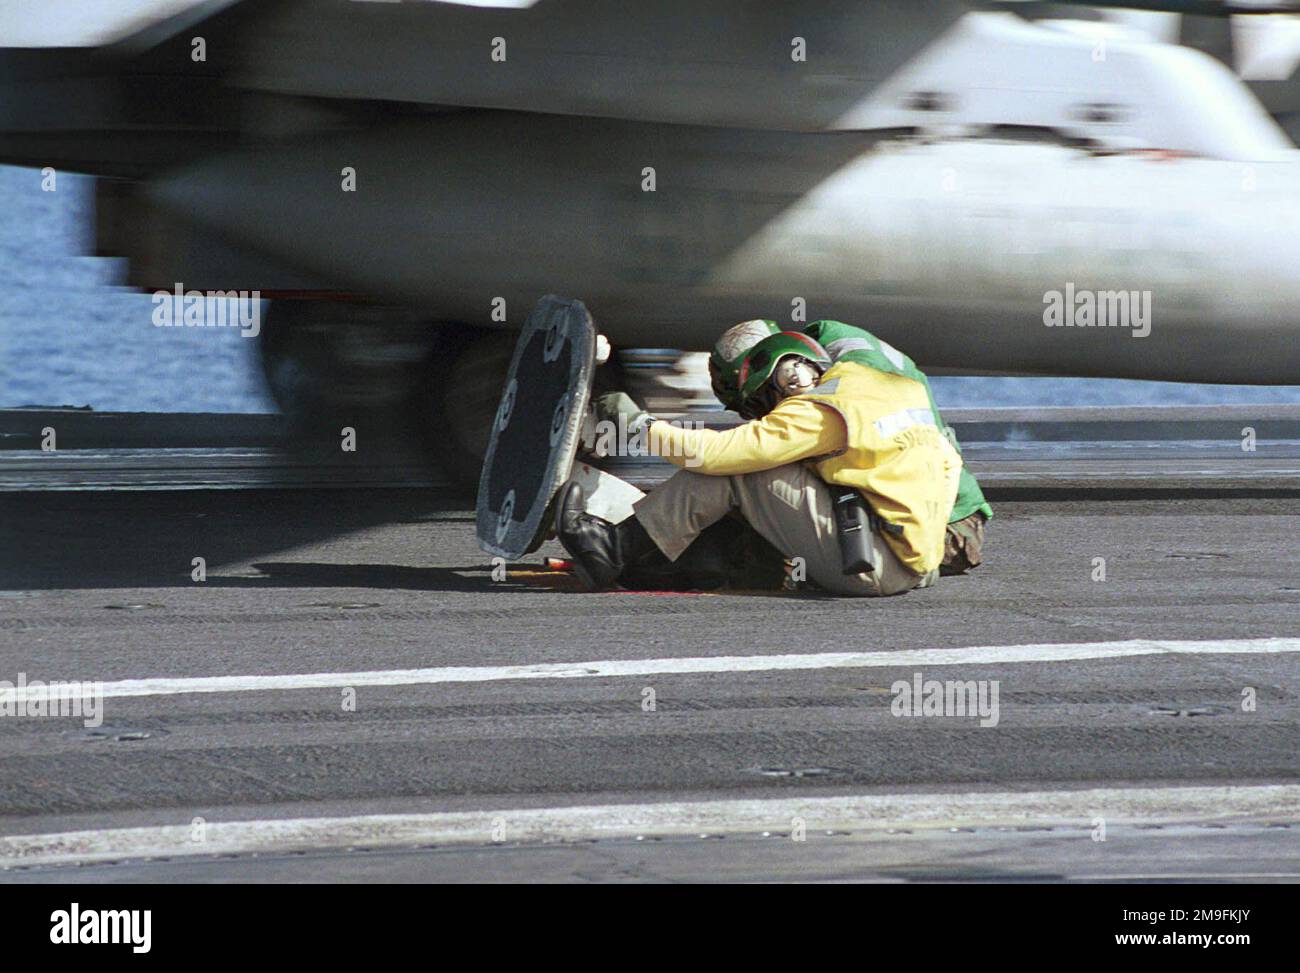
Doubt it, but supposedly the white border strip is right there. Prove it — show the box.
[2,785,1296,869]
[3,637,1297,703]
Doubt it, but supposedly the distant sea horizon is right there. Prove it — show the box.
[3,165,1297,413]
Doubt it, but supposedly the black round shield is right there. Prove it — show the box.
[475,295,596,559]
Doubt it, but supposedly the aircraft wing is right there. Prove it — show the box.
[235,0,966,130]
[0,0,967,177]
[0,0,258,176]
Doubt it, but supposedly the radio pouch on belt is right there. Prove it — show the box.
[832,490,875,576]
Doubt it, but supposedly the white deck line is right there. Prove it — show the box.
[2,785,1297,869]
[3,637,1297,703]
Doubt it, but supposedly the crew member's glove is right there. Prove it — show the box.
[593,392,657,434]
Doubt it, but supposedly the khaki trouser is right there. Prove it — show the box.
[633,464,934,597]
[942,510,988,575]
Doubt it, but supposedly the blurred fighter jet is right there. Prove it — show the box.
[2,0,1298,466]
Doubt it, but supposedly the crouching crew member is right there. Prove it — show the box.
[556,331,961,596]
[708,319,991,575]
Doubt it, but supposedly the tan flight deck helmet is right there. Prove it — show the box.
[707,319,781,411]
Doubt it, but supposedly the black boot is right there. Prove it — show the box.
[555,481,660,590]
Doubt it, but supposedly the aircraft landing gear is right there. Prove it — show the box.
[257,299,516,493]
[415,327,517,487]
[259,299,433,441]
[257,299,638,494]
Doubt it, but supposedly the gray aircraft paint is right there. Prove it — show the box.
[145,119,1300,383]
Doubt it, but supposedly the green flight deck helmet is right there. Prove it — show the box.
[736,331,832,419]
[708,319,781,411]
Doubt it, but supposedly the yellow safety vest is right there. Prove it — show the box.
[800,361,962,574]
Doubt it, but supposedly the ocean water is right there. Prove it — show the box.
[0,167,272,413]
[2,164,1297,413]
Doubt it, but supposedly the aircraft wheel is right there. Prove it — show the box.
[258,299,434,447]
[417,327,516,493]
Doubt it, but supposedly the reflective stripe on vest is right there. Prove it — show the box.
[873,407,937,439]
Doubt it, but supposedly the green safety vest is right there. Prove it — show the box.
[803,320,993,524]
